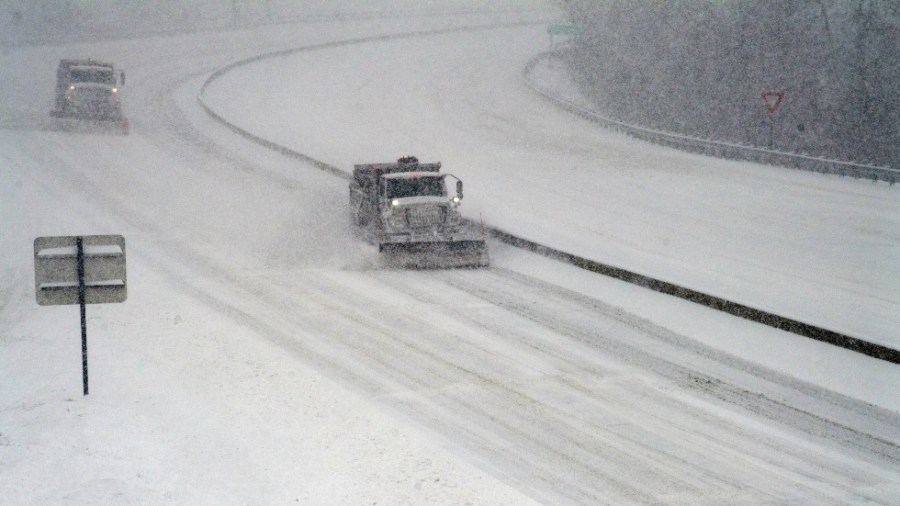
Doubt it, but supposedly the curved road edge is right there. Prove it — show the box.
[195,26,900,365]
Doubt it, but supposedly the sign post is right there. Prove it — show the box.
[547,24,582,49]
[34,235,127,395]
[761,90,785,149]
[77,237,88,395]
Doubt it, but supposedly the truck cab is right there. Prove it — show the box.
[51,59,128,132]
[379,171,463,235]
[349,156,487,268]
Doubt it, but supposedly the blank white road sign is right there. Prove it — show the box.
[34,235,127,306]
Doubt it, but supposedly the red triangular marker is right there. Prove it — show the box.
[762,91,784,112]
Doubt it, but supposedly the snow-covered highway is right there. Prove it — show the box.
[2,6,899,505]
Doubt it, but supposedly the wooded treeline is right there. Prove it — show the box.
[556,0,899,167]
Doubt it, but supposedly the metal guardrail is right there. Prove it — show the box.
[196,29,899,364]
[522,51,899,184]
[487,228,900,364]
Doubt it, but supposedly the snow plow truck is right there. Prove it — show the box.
[50,59,128,134]
[350,156,489,268]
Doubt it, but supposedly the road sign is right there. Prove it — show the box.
[547,24,583,50]
[34,235,126,305]
[762,90,785,113]
[34,234,126,396]
[547,24,582,36]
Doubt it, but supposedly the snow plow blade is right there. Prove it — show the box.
[379,240,489,269]
[51,114,129,135]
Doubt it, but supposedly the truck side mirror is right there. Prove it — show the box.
[120,72,125,86]
[456,180,463,199]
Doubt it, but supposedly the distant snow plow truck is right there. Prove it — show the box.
[50,59,128,134]
[350,156,489,268]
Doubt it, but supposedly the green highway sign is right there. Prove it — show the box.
[547,24,583,36]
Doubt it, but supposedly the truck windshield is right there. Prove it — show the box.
[385,177,446,199]
[69,68,115,85]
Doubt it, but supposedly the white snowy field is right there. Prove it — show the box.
[2,4,900,505]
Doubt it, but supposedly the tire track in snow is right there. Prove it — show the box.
[366,268,900,502]
[241,267,897,504]
[432,268,900,450]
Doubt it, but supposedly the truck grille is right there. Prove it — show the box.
[406,205,446,227]
[77,88,111,103]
